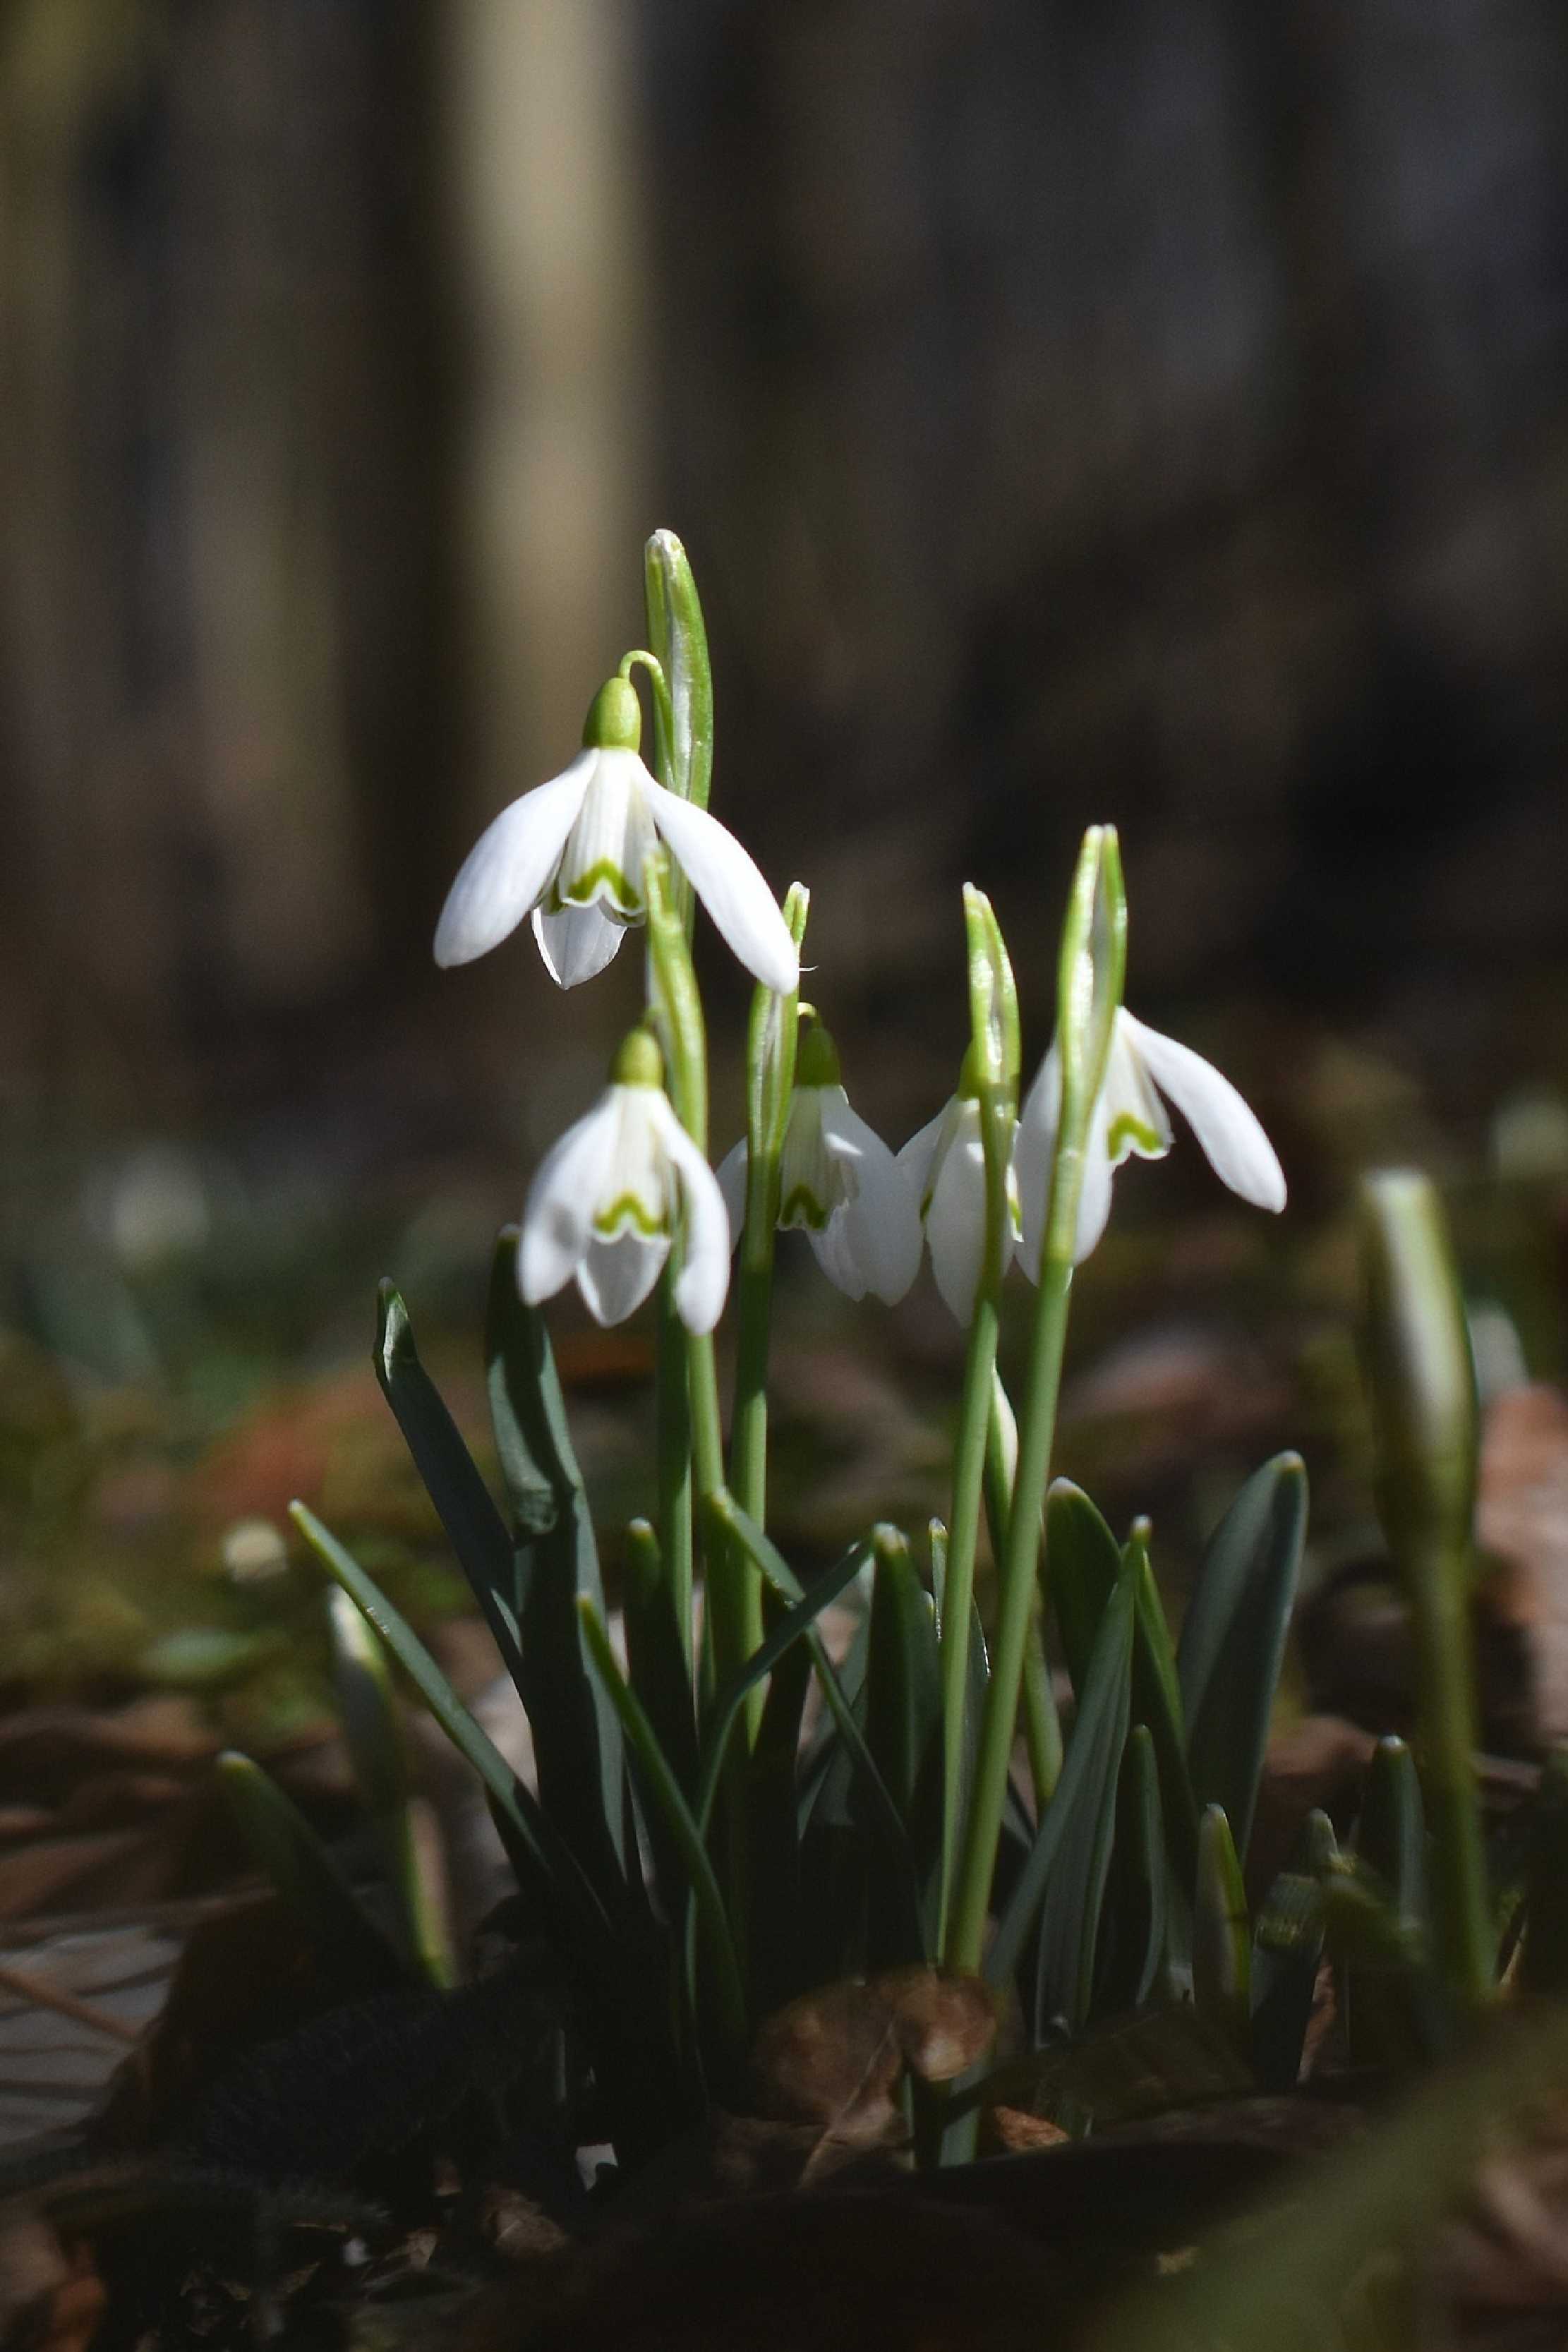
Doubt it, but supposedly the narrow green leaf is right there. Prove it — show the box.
[1251,1808,1336,2092]
[714,1492,925,1960]
[1178,1453,1307,1864]
[1034,1569,1137,2035]
[215,1751,402,1981]
[1193,1804,1252,2057]
[577,1598,746,2067]
[327,1588,452,1986]
[987,1563,1135,1999]
[621,1517,699,1917]
[374,1279,517,1667]
[483,1234,629,1892]
[1046,1480,1121,1693]
[1099,1723,1168,2012]
[291,1502,610,1960]
[863,1524,943,1965]
[1118,1525,1200,1903]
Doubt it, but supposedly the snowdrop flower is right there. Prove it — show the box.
[434,676,797,993]
[898,1049,1020,1322]
[718,1020,921,1304]
[1015,1010,1286,1271]
[519,1029,730,1332]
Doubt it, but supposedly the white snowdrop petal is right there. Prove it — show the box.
[1013,1044,1061,1282]
[715,1140,749,1251]
[531,901,627,988]
[557,747,658,917]
[1072,1092,1117,1262]
[809,1212,871,1301]
[924,1124,990,1320]
[433,757,593,967]
[821,1098,921,1303]
[659,1114,734,1334]
[517,1096,622,1302]
[1123,1015,1286,1213]
[578,1230,668,1325]
[644,781,799,994]
[1099,1015,1173,1166]
[895,1107,948,1210]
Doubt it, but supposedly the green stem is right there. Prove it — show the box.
[1411,1550,1493,2005]
[656,1284,694,1682]
[946,1243,1075,1972]
[936,1289,1000,1948]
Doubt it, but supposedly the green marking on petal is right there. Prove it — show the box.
[562,860,643,917]
[593,1193,667,1240]
[1105,1111,1164,1159]
[779,1184,831,1233]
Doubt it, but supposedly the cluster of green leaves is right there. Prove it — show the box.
[258,1214,1334,2157]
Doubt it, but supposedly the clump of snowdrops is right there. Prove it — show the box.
[222,533,1555,2190]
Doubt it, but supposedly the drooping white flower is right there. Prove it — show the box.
[519,1030,730,1332]
[434,677,797,994]
[717,1021,922,1305]
[1015,1009,1286,1271]
[898,1062,1020,1324]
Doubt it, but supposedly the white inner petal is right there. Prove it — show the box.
[590,1086,673,1241]
[555,748,659,919]
[1098,1013,1174,1167]
[778,1086,857,1229]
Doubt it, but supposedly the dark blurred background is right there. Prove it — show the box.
[1,0,1567,1692]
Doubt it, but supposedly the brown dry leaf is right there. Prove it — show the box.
[0,1700,217,1804]
[880,1966,998,2083]
[1434,2095,1568,2316]
[984,2105,1071,2154]
[0,1826,189,1924]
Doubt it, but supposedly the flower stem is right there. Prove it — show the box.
[936,1289,999,1949]
[945,1242,1075,1973]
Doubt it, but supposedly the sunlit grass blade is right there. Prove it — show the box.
[987,1562,1135,2000]
[327,1588,454,1986]
[576,1597,747,2071]
[1251,1808,1336,2092]
[215,1750,403,1981]
[1177,1452,1307,1866]
[1192,1803,1250,2058]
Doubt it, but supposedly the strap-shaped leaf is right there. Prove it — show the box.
[1099,1723,1168,2012]
[1252,1809,1336,2092]
[1178,1453,1307,1864]
[1193,1804,1251,2056]
[483,1234,628,1892]
[577,1599,746,2066]
[1046,1480,1121,1692]
[863,1525,943,1965]
[291,1502,615,1978]
[988,1563,1135,2001]
[714,1493,925,1959]
[375,1279,517,1667]
[327,1589,452,1986]
[1123,1526,1200,1892]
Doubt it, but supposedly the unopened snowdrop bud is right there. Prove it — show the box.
[718,1018,921,1304]
[518,1027,731,1332]
[898,1047,1020,1322]
[433,675,797,994]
